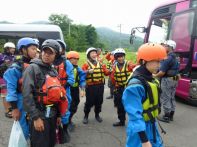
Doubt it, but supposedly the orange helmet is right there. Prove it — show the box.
[137,43,167,63]
[67,51,80,59]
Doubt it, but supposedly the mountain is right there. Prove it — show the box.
[96,27,143,51]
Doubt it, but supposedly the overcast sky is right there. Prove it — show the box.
[0,0,167,33]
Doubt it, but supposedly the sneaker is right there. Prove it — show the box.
[95,115,103,123]
[113,121,125,127]
[83,116,88,124]
[68,122,75,132]
[106,96,113,99]
[158,115,170,123]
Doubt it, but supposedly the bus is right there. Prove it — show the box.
[130,0,197,105]
[0,24,64,51]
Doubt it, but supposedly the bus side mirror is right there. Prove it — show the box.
[130,27,146,44]
[130,29,136,44]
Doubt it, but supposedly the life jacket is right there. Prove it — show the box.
[72,67,79,87]
[114,61,131,86]
[86,61,104,84]
[17,63,29,92]
[127,76,160,122]
[166,57,180,77]
[8,61,29,93]
[55,61,67,86]
[36,74,68,116]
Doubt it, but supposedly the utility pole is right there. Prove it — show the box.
[117,24,122,47]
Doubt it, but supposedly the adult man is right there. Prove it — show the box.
[154,40,180,123]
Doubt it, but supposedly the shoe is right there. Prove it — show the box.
[5,111,12,118]
[68,122,75,132]
[106,96,113,99]
[83,116,88,124]
[95,115,103,123]
[63,124,70,143]
[158,114,170,123]
[113,121,125,127]
[169,111,174,121]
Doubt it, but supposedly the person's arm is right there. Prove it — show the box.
[3,67,22,120]
[82,63,93,74]
[110,66,116,86]
[102,64,111,76]
[65,60,75,86]
[22,65,41,121]
[154,57,172,78]
[122,80,149,144]
[127,61,136,72]
[78,67,86,88]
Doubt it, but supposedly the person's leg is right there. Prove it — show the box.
[113,87,125,126]
[169,80,178,121]
[30,119,50,147]
[94,84,104,122]
[69,87,80,122]
[159,78,172,123]
[83,86,94,124]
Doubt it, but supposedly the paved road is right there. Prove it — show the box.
[0,85,197,147]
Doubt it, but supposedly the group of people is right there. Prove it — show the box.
[0,37,180,147]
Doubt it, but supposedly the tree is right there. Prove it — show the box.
[49,14,72,37]
[48,14,105,52]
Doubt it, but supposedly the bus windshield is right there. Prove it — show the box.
[148,17,171,43]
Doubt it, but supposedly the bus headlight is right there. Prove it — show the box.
[189,81,197,99]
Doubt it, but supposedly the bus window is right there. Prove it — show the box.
[169,11,195,52]
[148,18,170,43]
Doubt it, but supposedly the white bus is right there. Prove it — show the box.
[0,24,64,50]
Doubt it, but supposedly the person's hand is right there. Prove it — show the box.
[56,117,61,126]
[142,141,152,147]
[11,109,21,121]
[34,118,44,132]
[88,69,94,74]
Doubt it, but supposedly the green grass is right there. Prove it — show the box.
[77,52,136,67]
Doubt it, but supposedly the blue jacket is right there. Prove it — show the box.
[3,61,29,139]
[122,78,163,147]
[65,60,75,87]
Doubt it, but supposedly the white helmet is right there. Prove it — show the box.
[164,40,176,50]
[4,42,16,48]
[86,47,97,55]
[114,48,125,56]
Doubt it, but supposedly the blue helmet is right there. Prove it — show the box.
[17,37,39,50]
[56,39,66,50]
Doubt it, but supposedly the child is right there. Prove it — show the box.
[122,43,167,147]
[110,48,134,127]
[82,47,110,124]
[67,51,86,130]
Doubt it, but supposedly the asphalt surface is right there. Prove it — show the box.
[0,85,197,147]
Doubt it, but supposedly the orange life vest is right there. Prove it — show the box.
[55,62,67,86]
[36,75,68,116]
[17,63,30,92]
